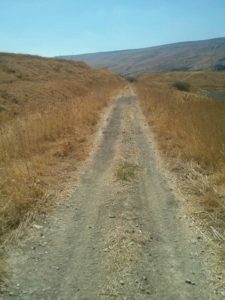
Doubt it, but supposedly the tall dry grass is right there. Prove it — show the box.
[136,74,225,288]
[139,72,225,93]
[136,75,225,238]
[0,55,124,239]
[0,84,123,237]
[0,54,125,288]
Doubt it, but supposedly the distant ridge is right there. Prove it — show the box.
[57,37,225,76]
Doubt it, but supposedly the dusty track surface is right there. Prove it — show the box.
[3,89,220,299]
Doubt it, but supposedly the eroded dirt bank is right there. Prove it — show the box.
[2,88,220,299]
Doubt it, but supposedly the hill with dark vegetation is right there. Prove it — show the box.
[58,37,225,77]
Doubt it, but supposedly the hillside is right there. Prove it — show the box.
[0,53,122,123]
[58,37,225,77]
[0,53,123,241]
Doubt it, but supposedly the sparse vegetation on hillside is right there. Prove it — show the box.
[0,54,124,240]
[140,71,225,93]
[60,37,225,76]
[172,81,190,92]
[123,76,137,83]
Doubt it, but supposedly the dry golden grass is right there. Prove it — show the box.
[140,71,225,93]
[0,54,124,240]
[136,73,225,287]
[0,53,123,123]
[136,73,225,244]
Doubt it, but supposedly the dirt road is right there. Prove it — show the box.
[3,88,220,299]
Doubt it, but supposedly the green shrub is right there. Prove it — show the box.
[116,162,139,181]
[123,76,137,83]
[173,81,191,92]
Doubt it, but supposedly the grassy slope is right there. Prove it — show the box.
[0,54,121,123]
[0,54,124,242]
[59,37,225,76]
[138,71,225,92]
[136,72,225,282]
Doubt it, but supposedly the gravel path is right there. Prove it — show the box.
[2,88,220,299]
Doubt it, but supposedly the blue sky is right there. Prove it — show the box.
[0,0,225,57]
